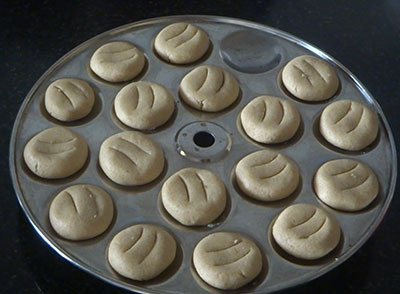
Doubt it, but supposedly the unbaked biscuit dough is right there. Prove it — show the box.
[108,224,176,281]
[99,131,164,186]
[319,99,379,151]
[282,55,339,101]
[240,95,301,144]
[314,159,379,211]
[161,168,226,226]
[90,41,145,82]
[49,184,114,240]
[193,232,263,290]
[114,81,175,130]
[45,78,95,121]
[179,65,239,112]
[154,22,210,64]
[235,149,299,201]
[272,203,341,260]
[23,127,88,179]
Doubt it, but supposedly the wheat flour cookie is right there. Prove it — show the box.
[179,65,239,112]
[108,224,176,281]
[282,55,339,101]
[90,41,145,82]
[319,99,379,151]
[154,22,210,64]
[161,168,226,226]
[114,81,174,130]
[193,232,263,290]
[99,131,164,186]
[272,203,341,260]
[23,127,88,179]
[45,78,95,121]
[49,184,114,240]
[235,149,299,201]
[314,159,379,211]
[240,95,301,144]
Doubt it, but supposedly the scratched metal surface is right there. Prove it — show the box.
[9,16,397,293]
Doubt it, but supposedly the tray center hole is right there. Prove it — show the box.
[193,131,215,148]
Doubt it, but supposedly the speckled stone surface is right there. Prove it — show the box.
[1,0,400,293]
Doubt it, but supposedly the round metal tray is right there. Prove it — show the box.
[9,15,397,293]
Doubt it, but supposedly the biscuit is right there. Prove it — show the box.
[23,127,88,179]
[114,81,174,130]
[235,150,299,201]
[99,131,164,186]
[282,55,339,101]
[193,232,262,290]
[319,99,379,151]
[45,78,95,121]
[179,65,239,112]
[240,95,301,144]
[90,41,145,82]
[49,184,114,240]
[314,159,379,211]
[272,203,341,260]
[154,22,210,64]
[161,168,226,226]
[108,224,176,281]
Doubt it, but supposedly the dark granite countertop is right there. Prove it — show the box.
[1,0,399,293]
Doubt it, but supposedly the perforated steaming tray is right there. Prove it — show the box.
[9,15,397,293]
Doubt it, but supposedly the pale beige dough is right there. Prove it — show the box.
[235,149,299,201]
[272,203,341,260]
[179,65,239,112]
[45,78,95,121]
[314,159,379,211]
[319,99,379,151]
[193,232,263,290]
[49,184,114,240]
[108,224,176,281]
[154,22,210,64]
[114,81,175,130]
[161,168,226,226]
[90,41,145,82]
[240,95,301,144]
[23,127,88,179]
[282,55,339,101]
[99,131,164,186]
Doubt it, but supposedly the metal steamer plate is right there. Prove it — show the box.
[9,16,397,293]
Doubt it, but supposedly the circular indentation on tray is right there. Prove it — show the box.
[312,114,380,155]
[105,226,183,286]
[176,121,232,162]
[277,67,341,104]
[236,111,304,150]
[220,30,282,74]
[157,190,231,232]
[268,215,344,266]
[190,233,269,293]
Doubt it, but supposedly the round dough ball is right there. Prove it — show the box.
[23,127,88,179]
[314,159,379,211]
[108,224,176,281]
[154,22,210,64]
[282,55,339,101]
[179,65,239,112]
[161,168,226,226]
[272,203,341,260]
[49,184,114,240]
[99,131,164,186]
[235,150,299,201]
[114,81,175,130]
[193,232,263,290]
[240,95,301,144]
[45,78,95,121]
[319,99,379,151]
[90,41,145,82]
